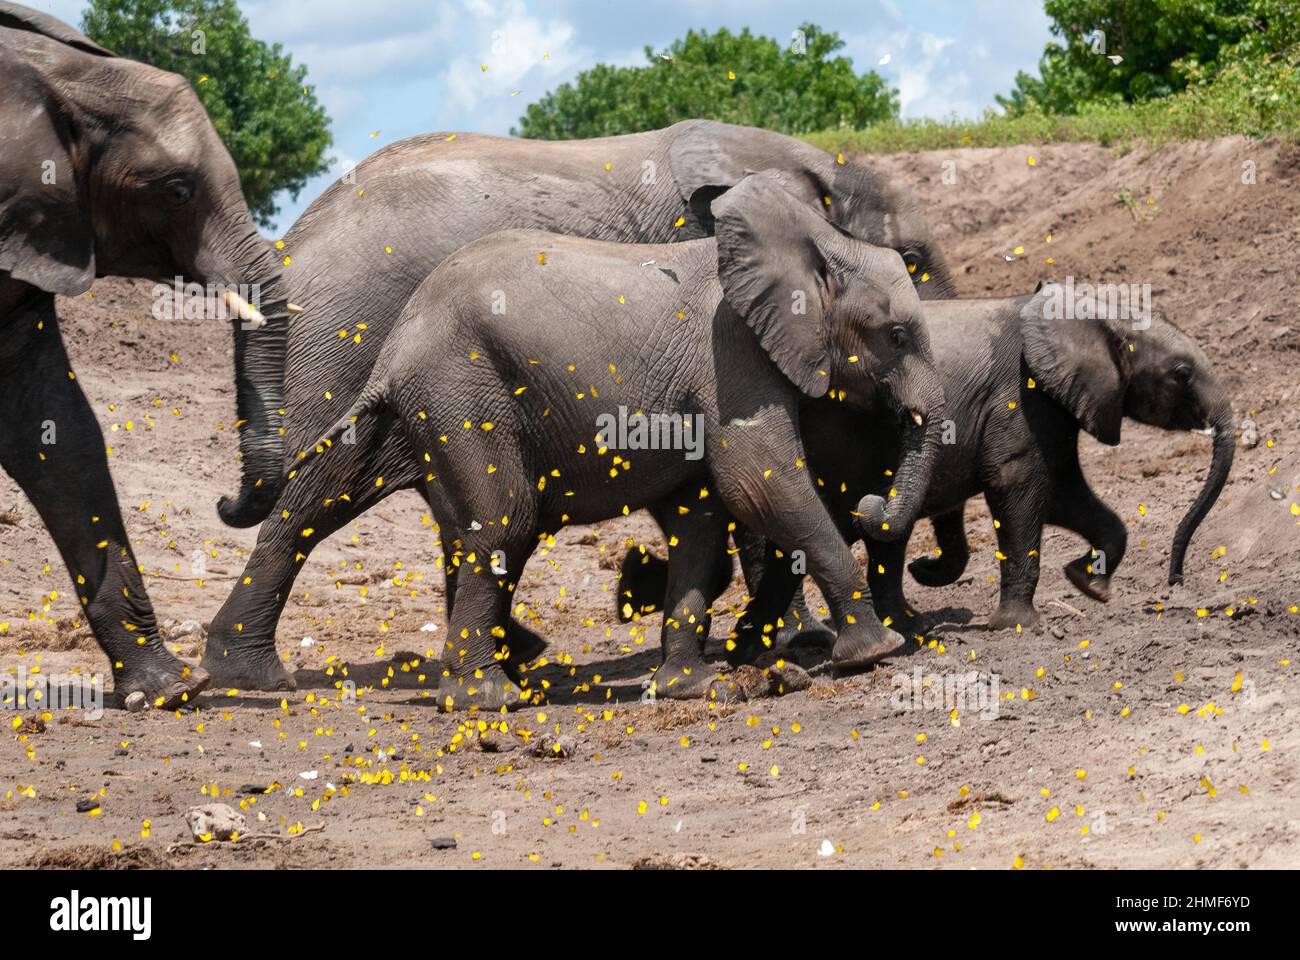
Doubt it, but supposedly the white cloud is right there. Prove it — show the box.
[440,0,585,113]
[893,30,958,118]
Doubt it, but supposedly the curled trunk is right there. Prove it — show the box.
[197,229,290,527]
[1169,401,1235,584]
[857,368,945,542]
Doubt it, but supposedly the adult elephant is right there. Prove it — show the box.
[297,171,946,708]
[202,118,955,690]
[0,4,290,707]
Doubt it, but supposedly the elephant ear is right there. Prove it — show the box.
[1019,288,1128,445]
[0,56,96,296]
[669,119,828,237]
[712,170,844,398]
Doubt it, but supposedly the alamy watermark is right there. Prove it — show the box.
[1040,276,1151,329]
[2,666,104,721]
[151,276,263,328]
[595,405,704,461]
[890,668,1001,720]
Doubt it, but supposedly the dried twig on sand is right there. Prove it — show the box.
[166,823,325,854]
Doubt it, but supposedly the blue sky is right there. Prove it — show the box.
[37,0,1053,234]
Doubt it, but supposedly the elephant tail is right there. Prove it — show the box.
[284,379,390,485]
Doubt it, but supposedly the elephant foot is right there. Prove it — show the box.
[436,664,532,712]
[832,622,907,674]
[878,604,929,637]
[650,655,718,700]
[617,549,668,622]
[1063,559,1111,603]
[987,603,1042,631]
[500,621,548,667]
[114,655,210,710]
[724,624,775,667]
[907,552,965,588]
[201,644,297,692]
[774,616,836,650]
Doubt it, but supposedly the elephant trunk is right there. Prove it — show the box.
[196,226,290,528]
[1169,398,1235,584]
[857,363,945,542]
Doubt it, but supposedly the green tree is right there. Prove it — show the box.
[515,23,897,139]
[82,0,333,227]
[999,0,1300,115]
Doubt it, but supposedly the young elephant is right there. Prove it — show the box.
[623,288,1235,644]
[297,172,946,710]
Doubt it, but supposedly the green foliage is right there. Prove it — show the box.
[82,0,333,227]
[999,0,1300,116]
[515,23,897,140]
[809,47,1300,155]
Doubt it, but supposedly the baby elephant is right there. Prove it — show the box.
[624,288,1235,643]
[297,171,945,710]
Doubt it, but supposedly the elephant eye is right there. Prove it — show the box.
[1172,363,1193,385]
[163,176,194,205]
[890,325,909,349]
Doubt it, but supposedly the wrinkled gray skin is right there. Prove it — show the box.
[622,293,1235,644]
[0,4,289,707]
[296,172,945,710]
[202,118,954,690]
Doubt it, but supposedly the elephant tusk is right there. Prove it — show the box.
[223,290,266,328]
[910,409,924,427]
[287,303,305,314]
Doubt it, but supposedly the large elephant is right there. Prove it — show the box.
[0,4,290,706]
[622,289,1235,645]
[201,118,954,690]
[294,172,946,710]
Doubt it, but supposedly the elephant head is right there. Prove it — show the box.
[712,171,946,541]
[669,120,955,301]
[0,3,289,525]
[1020,290,1234,585]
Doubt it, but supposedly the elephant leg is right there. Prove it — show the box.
[715,447,904,672]
[783,587,835,645]
[201,418,417,690]
[983,484,1046,631]
[733,523,769,593]
[407,419,539,712]
[908,506,970,587]
[448,563,543,688]
[650,495,731,700]
[423,491,545,674]
[615,502,733,625]
[728,537,801,664]
[616,547,669,622]
[733,525,836,659]
[867,528,927,638]
[0,309,205,709]
[1048,462,1127,603]
[434,539,535,712]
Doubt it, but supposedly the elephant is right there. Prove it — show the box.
[0,4,290,707]
[200,117,955,691]
[291,171,947,711]
[620,287,1235,649]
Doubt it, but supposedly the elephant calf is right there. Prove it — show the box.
[295,172,946,710]
[624,288,1235,644]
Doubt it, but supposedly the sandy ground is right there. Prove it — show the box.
[1,136,1297,869]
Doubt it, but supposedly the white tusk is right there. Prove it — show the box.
[911,410,924,427]
[287,302,305,314]
[223,290,266,328]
